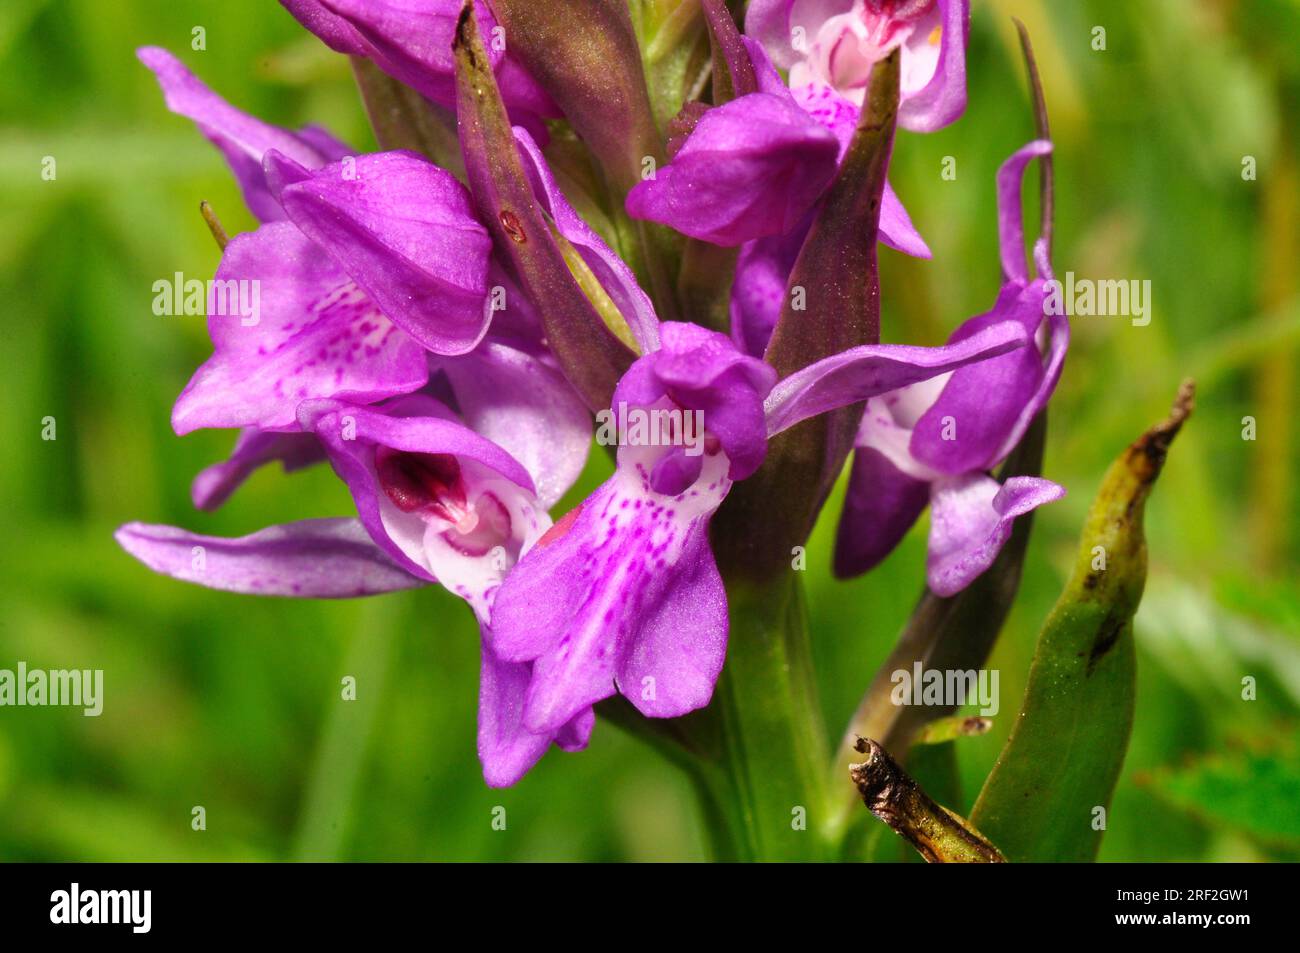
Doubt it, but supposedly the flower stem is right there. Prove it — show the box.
[681,572,834,861]
[593,572,833,860]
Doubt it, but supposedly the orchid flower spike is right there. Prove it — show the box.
[119,11,1076,798]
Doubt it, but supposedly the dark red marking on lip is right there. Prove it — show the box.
[375,448,469,523]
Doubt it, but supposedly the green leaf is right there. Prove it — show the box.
[1144,729,1300,849]
[970,382,1195,862]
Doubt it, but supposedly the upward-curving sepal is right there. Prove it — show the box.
[137,46,352,222]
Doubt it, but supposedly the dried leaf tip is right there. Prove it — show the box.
[453,2,485,70]
[850,737,1007,863]
[1129,378,1195,483]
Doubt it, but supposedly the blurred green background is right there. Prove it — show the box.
[1,0,1297,861]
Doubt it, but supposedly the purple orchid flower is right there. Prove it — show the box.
[834,140,1068,596]
[625,37,840,247]
[280,0,558,135]
[746,0,969,134]
[626,32,926,257]
[487,318,1032,735]
[127,296,594,786]
[298,394,594,785]
[190,335,592,514]
[169,148,494,435]
[119,392,593,787]
[142,47,642,447]
[616,21,929,360]
[129,45,614,785]
[140,48,497,435]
